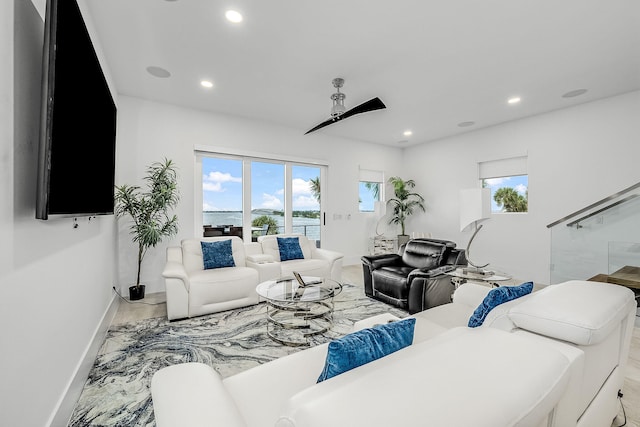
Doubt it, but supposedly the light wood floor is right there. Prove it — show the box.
[112,290,167,325]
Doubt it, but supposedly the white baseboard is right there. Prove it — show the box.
[47,294,120,427]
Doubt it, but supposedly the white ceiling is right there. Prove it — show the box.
[82,0,640,147]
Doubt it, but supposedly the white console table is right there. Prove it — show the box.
[369,236,397,255]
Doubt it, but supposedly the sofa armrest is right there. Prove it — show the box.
[360,254,402,297]
[451,283,492,308]
[162,257,191,321]
[246,254,275,263]
[311,247,343,263]
[308,248,344,282]
[246,258,281,283]
[162,261,189,286]
[151,363,246,427]
[408,264,456,280]
[407,275,455,314]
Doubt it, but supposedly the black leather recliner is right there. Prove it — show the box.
[361,238,467,313]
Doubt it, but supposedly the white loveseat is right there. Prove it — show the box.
[162,235,344,320]
[151,280,636,426]
[246,234,343,283]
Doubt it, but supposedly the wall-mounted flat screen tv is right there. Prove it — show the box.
[36,0,117,220]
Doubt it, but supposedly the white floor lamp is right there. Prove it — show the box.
[374,200,387,236]
[460,188,492,274]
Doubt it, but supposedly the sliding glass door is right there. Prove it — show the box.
[291,164,321,242]
[198,153,325,246]
[201,157,243,238]
[251,161,285,237]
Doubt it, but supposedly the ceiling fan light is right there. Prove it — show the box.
[304,79,386,134]
[331,92,346,116]
[331,102,346,116]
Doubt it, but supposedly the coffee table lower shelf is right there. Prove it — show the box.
[265,300,334,347]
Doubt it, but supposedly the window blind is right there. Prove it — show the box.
[478,155,527,179]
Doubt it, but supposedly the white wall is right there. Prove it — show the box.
[116,91,640,292]
[403,91,640,285]
[115,96,405,294]
[0,1,119,426]
[3,2,638,425]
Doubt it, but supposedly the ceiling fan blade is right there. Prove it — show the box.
[304,116,341,135]
[340,97,386,119]
[304,97,386,135]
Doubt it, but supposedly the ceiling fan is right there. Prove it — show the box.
[304,78,386,135]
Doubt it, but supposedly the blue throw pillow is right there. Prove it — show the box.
[201,240,235,270]
[468,282,534,328]
[277,237,304,261]
[317,317,416,383]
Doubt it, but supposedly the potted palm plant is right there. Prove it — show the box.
[387,176,425,247]
[115,158,180,300]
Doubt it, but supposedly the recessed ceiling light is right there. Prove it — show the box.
[507,97,521,105]
[458,121,475,128]
[225,10,243,23]
[403,130,412,137]
[200,80,214,88]
[562,89,588,98]
[146,66,171,78]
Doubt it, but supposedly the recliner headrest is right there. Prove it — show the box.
[402,240,450,269]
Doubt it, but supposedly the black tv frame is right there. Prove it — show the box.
[36,0,117,220]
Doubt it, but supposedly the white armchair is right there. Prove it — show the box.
[162,236,260,321]
[246,234,343,283]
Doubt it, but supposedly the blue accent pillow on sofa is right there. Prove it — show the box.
[317,317,416,383]
[468,282,534,328]
[277,237,305,261]
[201,240,236,270]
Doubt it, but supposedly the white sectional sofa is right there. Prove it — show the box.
[151,280,637,426]
[162,235,343,320]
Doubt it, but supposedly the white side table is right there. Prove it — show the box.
[446,268,513,289]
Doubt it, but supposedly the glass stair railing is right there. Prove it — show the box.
[547,182,640,293]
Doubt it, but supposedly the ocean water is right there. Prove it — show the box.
[203,211,321,241]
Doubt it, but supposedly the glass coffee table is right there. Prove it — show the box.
[256,276,342,347]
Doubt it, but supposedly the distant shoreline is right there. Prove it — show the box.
[203,210,320,218]
[203,210,319,213]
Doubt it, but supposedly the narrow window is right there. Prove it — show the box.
[359,169,384,212]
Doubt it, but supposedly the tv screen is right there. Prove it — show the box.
[36,0,117,220]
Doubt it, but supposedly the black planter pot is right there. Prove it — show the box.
[129,284,146,301]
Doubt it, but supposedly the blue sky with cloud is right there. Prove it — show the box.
[202,158,320,211]
[483,175,528,212]
[203,157,527,214]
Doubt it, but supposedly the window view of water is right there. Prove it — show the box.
[203,211,321,241]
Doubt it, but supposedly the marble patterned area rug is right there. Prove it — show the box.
[68,283,407,427]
